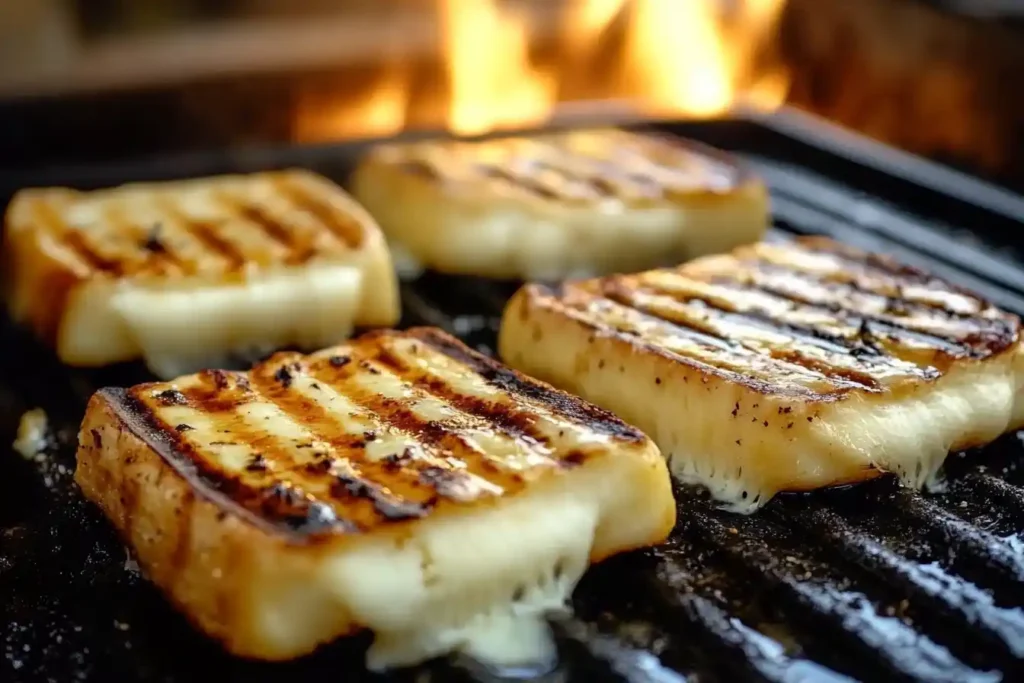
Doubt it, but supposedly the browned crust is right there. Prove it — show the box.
[3,169,400,359]
[5,170,373,282]
[359,128,763,207]
[512,282,844,402]
[402,327,649,442]
[504,236,1022,402]
[74,350,675,658]
[88,327,652,540]
[2,217,85,347]
[74,392,356,660]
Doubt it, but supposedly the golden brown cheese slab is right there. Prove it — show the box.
[4,169,399,377]
[500,236,1024,512]
[352,128,768,280]
[74,328,674,669]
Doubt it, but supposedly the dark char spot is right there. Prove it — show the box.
[274,365,294,388]
[141,223,167,254]
[333,475,432,521]
[246,454,268,472]
[155,389,187,406]
[382,447,415,472]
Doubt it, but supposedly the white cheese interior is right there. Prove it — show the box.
[501,316,1020,514]
[59,265,364,378]
[13,408,50,460]
[354,166,767,280]
[319,492,599,671]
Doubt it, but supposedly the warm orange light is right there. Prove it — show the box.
[302,0,790,142]
[621,0,789,117]
[440,0,556,136]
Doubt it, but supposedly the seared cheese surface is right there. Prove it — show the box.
[500,236,1023,511]
[352,128,769,280]
[4,170,400,376]
[88,328,674,668]
[367,128,749,206]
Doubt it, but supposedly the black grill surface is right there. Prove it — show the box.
[2,112,1023,682]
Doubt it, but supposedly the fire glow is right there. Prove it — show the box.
[297,0,789,141]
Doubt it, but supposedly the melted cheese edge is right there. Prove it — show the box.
[60,266,364,378]
[137,336,652,670]
[500,302,1021,514]
[324,493,597,672]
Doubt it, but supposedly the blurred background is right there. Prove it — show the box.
[1,0,1022,191]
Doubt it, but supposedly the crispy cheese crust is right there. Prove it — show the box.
[352,128,769,280]
[4,169,400,376]
[500,236,1024,512]
[74,328,674,666]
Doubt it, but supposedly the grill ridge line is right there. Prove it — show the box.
[772,504,1024,670]
[683,507,999,683]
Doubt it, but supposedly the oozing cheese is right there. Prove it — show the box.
[77,328,676,666]
[499,238,1024,512]
[60,266,364,378]
[324,494,598,671]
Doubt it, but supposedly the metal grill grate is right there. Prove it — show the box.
[1,112,1023,682]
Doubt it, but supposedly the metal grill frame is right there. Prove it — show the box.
[1,108,1023,683]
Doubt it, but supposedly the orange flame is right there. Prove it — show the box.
[299,0,789,141]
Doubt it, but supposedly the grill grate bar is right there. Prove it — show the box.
[4,117,1024,683]
[666,590,856,683]
[750,158,1024,296]
[552,618,690,683]
[573,549,854,683]
[684,508,996,683]
[770,198,1024,314]
[952,473,1024,518]
[875,493,1024,601]
[777,505,1024,669]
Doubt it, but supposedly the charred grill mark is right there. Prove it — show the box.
[276,177,363,249]
[531,287,847,400]
[141,223,168,254]
[331,473,434,522]
[134,381,364,537]
[396,130,752,205]
[587,285,881,391]
[105,388,295,538]
[307,355,513,496]
[153,197,248,270]
[234,203,297,253]
[732,265,1013,360]
[171,380,368,532]
[129,219,195,277]
[628,130,748,186]
[247,361,444,508]
[371,346,557,457]
[101,204,184,278]
[246,453,268,472]
[606,282,924,387]
[254,480,352,534]
[479,163,563,200]
[154,388,188,406]
[59,227,122,275]
[411,327,653,439]
[183,221,249,269]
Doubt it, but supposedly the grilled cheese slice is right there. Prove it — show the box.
[74,327,674,669]
[4,169,400,378]
[351,128,769,280]
[500,236,1024,512]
